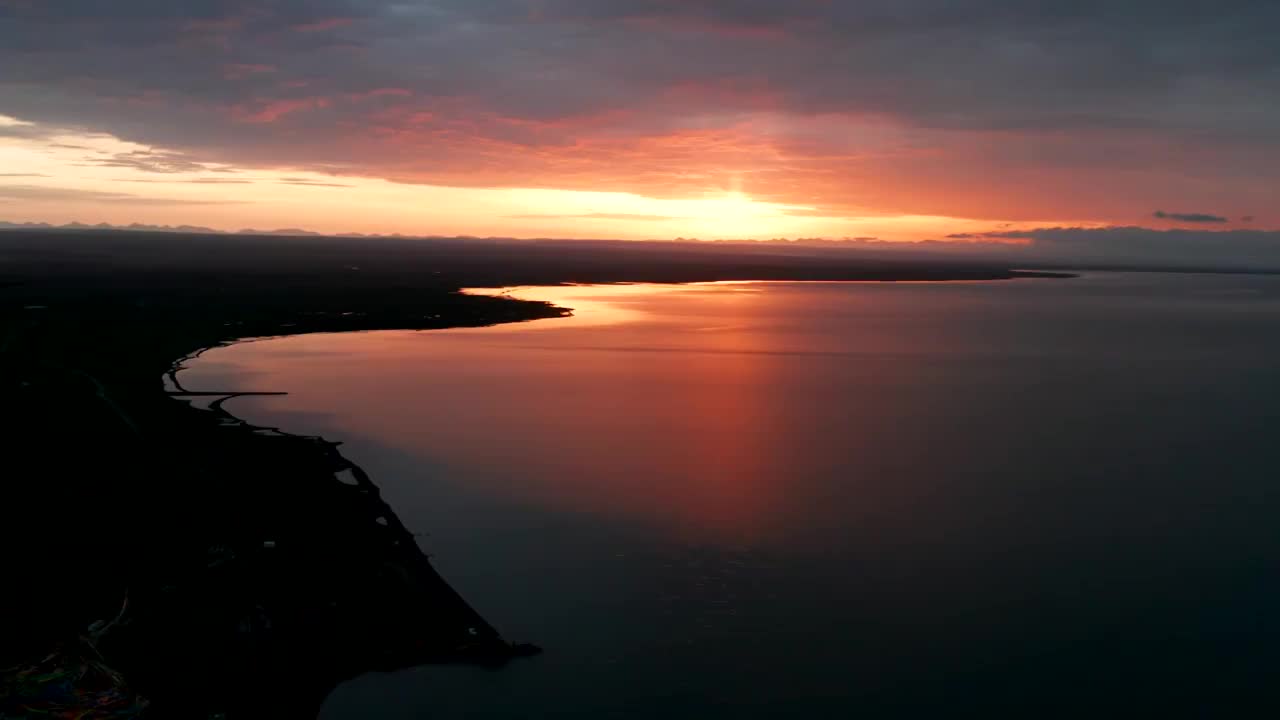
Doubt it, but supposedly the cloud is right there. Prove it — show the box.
[1153,210,1229,224]
[0,122,54,141]
[0,1,1277,225]
[944,232,977,239]
[88,149,223,174]
[0,172,47,177]
[276,176,353,187]
[506,212,679,221]
[292,18,354,33]
[782,208,857,218]
[230,97,332,124]
[118,177,253,184]
[223,63,276,80]
[0,184,247,206]
[277,179,352,187]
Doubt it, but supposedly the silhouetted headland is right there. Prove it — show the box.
[0,230,1071,717]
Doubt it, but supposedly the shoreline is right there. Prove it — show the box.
[4,287,566,717]
[172,272,1077,370]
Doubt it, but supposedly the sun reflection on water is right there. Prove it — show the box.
[462,282,762,330]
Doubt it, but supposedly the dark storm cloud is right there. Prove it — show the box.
[3,1,1277,138]
[1154,210,1229,223]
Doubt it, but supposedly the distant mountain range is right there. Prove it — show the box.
[0,220,331,236]
[5,219,1278,274]
[0,220,575,242]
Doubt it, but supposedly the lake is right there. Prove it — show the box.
[180,273,1280,717]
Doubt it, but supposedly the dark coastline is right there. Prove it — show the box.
[3,273,565,717]
[1,231,1072,717]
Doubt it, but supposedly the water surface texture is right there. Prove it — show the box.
[183,274,1280,717]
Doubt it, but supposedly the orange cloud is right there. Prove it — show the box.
[231,97,332,124]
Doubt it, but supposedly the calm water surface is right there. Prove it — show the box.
[182,274,1280,717]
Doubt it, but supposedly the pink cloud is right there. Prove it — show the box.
[660,79,783,111]
[232,97,332,124]
[160,82,1275,227]
[347,87,413,101]
[223,64,277,80]
[256,103,1273,226]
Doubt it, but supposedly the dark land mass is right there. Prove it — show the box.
[0,228,1072,284]
[0,231,1070,717]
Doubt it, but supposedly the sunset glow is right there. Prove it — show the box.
[0,2,1275,249]
[0,116,1074,240]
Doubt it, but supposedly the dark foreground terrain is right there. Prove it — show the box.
[0,231,1069,717]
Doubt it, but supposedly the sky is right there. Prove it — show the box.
[1,1,1278,255]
